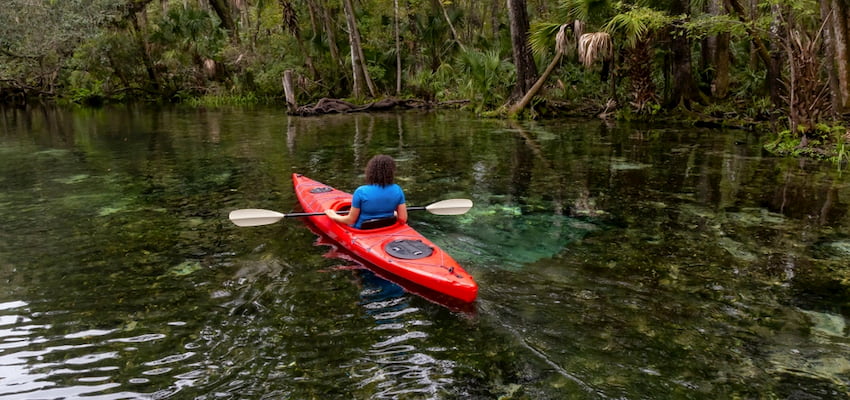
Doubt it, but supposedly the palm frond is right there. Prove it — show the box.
[602,5,670,48]
[555,24,570,55]
[558,0,614,25]
[578,32,612,66]
[529,22,567,56]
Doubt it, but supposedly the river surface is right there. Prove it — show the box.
[1,106,849,399]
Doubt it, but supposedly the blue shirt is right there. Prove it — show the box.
[351,184,405,228]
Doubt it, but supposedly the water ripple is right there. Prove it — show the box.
[0,300,207,400]
[347,270,456,399]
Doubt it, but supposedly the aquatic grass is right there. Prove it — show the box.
[431,202,600,270]
[834,128,849,170]
[183,93,271,107]
[54,174,90,184]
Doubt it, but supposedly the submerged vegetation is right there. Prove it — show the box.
[1,0,849,160]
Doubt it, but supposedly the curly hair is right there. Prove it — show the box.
[364,155,396,186]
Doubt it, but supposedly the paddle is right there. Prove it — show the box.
[229,198,473,227]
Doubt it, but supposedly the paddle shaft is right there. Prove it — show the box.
[229,199,471,227]
[280,206,426,218]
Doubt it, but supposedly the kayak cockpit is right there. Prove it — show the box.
[328,201,403,231]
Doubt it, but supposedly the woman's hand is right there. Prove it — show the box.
[396,204,408,224]
[325,208,359,225]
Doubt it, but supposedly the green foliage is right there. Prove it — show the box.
[1,0,125,96]
[766,124,847,161]
[836,134,848,169]
[741,96,773,121]
[603,5,672,48]
[65,31,138,101]
[150,6,225,56]
[184,93,265,107]
[454,48,515,112]
[811,123,844,142]
[0,0,842,161]
[733,68,768,99]
[765,129,803,156]
[615,101,662,122]
[549,62,608,103]
[66,77,106,106]
[408,63,457,102]
[683,14,749,40]
[528,22,566,57]
[558,0,614,27]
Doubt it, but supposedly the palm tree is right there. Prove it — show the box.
[511,0,667,116]
[508,23,577,115]
[603,5,672,113]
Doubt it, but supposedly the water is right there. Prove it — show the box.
[1,105,849,399]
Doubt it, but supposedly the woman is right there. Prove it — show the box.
[325,154,408,229]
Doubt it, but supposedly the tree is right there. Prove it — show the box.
[0,0,135,97]
[724,0,782,105]
[821,0,850,113]
[394,0,402,94]
[508,24,574,115]
[604,5,671,114]
[342,0,377,98]
[281,0,318,80]
[208,0,239,42]
[665,0,704,108]
[506,0,538,103]
[703,0,730,99]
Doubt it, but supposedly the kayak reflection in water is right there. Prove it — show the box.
[325,154,409,229]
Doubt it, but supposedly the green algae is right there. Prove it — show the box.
[167,260,202,276]
[54,174,91,184]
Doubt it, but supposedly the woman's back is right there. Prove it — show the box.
[352,183,405,228]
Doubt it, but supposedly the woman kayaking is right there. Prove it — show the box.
[325,154,408,229]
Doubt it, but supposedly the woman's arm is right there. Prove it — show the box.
[396,203,407,224]
[325,207,360,225]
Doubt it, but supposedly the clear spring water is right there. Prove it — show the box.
[1,106,849,399]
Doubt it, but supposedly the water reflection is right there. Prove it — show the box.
[349,269,455,399]
[3,106,850,398]
[0,298,206,399]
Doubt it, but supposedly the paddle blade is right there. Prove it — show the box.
[425,198,473,215]
[229,209,286,227]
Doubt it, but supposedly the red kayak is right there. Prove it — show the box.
[292,173,478,303]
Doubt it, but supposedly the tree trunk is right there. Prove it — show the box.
[831,0,850,112]
[509,25,574,116]
[491,0,500,39]
[713,32,731,99]
[436,0,461,46]
[628,38,658,113]
[394,0,402,95]
[283,70,297,111]
[666,0,702,107]
[208,0,239,42]
[709,0,729,98]
[342,0,376,98]
[820,1,841,116]
[768,3,783,106]
[508,52,563,115]
[506,0,538,103]
[131,11,160,92]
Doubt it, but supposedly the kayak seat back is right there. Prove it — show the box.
[360,216,397,230]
